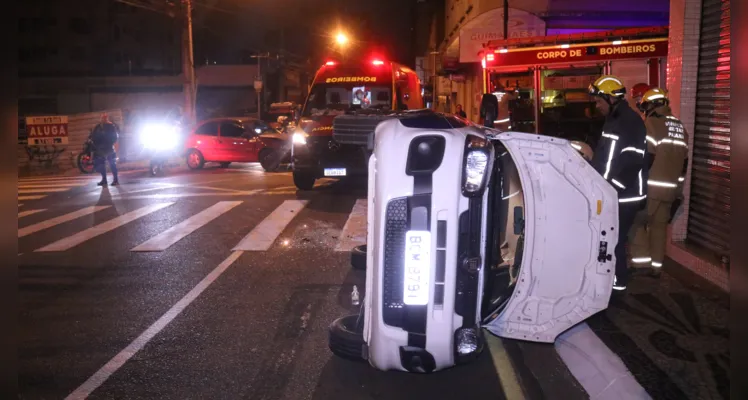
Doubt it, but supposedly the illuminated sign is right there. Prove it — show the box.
[325,76,378,83]
[487,40,668,67]
[312,126,332,132]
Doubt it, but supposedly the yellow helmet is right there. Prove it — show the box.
[641,87,669,104]
[588,75,626,98]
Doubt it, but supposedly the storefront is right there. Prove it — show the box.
[480,27,668,144]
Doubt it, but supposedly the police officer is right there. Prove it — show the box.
[90,113,120,186]
[628,88,689,277]
[588,75,648,292]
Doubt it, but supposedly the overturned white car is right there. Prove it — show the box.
[329,112,619,373]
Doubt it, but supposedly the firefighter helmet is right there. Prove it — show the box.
[588,75,627,98]
[640,87,669,112]
[631,83,651,100]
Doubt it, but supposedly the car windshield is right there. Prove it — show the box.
[303,83,393,117]
[482,142,526,322]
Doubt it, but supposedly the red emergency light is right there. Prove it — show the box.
[486,54,495,61]
[325,61,336,66]
[372,59,385,65]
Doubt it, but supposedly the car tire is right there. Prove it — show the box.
[259,148,279,172]
[351,245,367,270]
[328,314,366,362]
[219,162,231,168]
[293,171,316,190]
[186,150,205,170]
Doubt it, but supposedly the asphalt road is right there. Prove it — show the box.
[18,163,585,400]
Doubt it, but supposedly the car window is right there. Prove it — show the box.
[194,121,218,136]
[220,122,245,138]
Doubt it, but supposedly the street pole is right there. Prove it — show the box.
[183,0,196,125]
[257,58,262,119]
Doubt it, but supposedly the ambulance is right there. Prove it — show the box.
[291,58,423,190]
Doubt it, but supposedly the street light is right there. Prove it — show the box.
[335,32,348,46]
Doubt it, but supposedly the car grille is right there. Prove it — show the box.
[382,197,408,327]
[333,115,392,150]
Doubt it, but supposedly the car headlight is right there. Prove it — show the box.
[141,124,178,150]
[462,135,491,196]
[292,131,308,145]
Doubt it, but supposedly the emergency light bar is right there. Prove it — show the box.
[372,60,385,65]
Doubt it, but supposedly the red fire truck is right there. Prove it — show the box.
[291,58,423,190]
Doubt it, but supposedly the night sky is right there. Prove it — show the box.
[192,0,417,67]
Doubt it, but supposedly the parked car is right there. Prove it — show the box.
[328,112,619,373]
[183,117,286,171]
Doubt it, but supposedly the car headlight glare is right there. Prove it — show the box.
[463,150,488,193]
[292,132,308,145]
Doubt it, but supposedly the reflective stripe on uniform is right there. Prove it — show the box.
[603,136,618,179]
[638,170,644,195]
[648,179,677,188]
[621,146,645,155]
[632,257,652,264]
[658,138,688,147]
[611,179,626,189]
[678,176,685,182]
[494,118,510,123]
[602,133,619,140]
[619,195,647,203]
[651,261,663,268]
[646,136,658,146]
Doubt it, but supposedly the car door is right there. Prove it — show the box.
[482,132,618,343]
[219,121,253,162]
[192,121,220,161]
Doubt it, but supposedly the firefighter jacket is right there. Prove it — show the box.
[644,105,689,202]
[591,100,648,203]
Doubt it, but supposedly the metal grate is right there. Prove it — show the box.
[687,0,730,264]
[332,115,391,149]
[382,197,408,326]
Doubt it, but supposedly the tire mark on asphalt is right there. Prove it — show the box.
[247,286,337,400]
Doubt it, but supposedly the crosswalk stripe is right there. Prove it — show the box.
[18,183,88,188]
[19,188,70,194]
[335,199,367,251]
[18,209,47,218]
[19,195,47,201]
[232,200,308,251]
[132,201,242,252]
[36,203,175,252]
[19,206,110,238]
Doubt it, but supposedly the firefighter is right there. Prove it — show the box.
[629,88,689,277]
[495,85,517,130]
[630,83,651,119]
[588,75,648,293]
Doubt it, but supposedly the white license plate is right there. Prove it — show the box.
[324,168,347,176]
[403,231,431,306]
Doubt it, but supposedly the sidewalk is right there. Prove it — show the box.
[586,259,729,399]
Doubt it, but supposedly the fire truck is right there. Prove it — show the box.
[291,58,423,190]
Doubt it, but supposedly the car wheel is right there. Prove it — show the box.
[259,148,279,172]
[328,314,366,362]
[219,162,231,168]
[293,171,316,190]
[186,150,205,170]
[351,245,367,270]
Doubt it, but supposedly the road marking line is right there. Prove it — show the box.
[18,209,47,218]
[555,322,650,399]
[19,206,110,238]
[19,177,97,183]
[112,190,263,200]
[485,333,526,399]
[35,203,174,252]
[233,200,308,251]
[132,201,242,252]
[18,195,47,200]
[65,250,245,400]
[19,188,70,194]
[335,199,367,251]
[18,183,88,188]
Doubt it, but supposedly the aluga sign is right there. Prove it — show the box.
[25,115,69,146]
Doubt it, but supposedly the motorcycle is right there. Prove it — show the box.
[140,121,181,176]
[77,138,96,174]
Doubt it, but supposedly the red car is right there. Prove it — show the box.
[183,117,287,171]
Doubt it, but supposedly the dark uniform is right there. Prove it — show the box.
[90,120,120,185]
[479,93,499,128]
[590,99,648,289]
